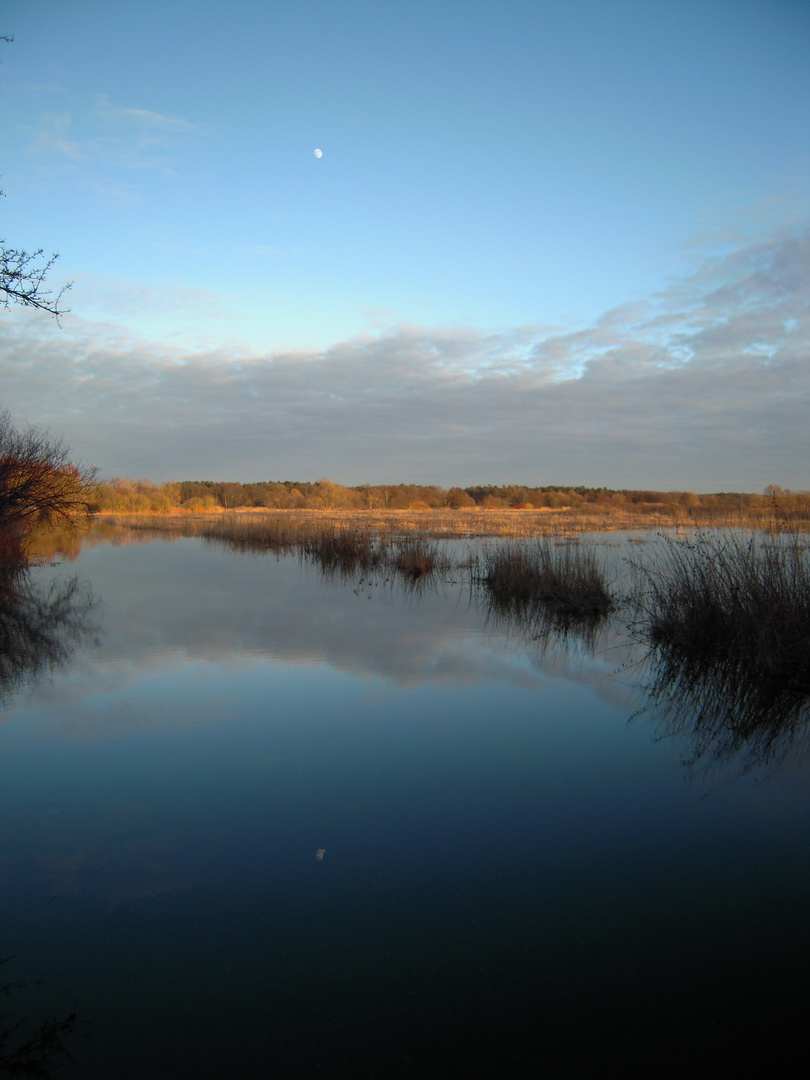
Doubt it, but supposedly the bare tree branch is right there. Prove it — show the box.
[1,34,72,319]
[0,244,73,317]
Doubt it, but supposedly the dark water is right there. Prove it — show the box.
[1,533,809,1077]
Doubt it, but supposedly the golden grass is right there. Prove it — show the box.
[95,500,810,539]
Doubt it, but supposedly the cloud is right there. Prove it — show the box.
[30,111,83,159]
[1,222,807,491]
[94,94,198,136]
[27,94,205,183]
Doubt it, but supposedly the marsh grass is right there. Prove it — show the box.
[125,514,451,587]
[300,527,383,577]
[98,495,810,538]
[479,538,615,621]
[118,507,579,540]
[197,516,307,555]
[300,530,451,588]
[391,536,451,581]
[633,531,810,694]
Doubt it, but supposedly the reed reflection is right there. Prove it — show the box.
[634,641,810,776]
[478,592,611,657]
[149,515,459,593]
[472,537,616,656]
[13,518,809,775]
[630,531,810,774]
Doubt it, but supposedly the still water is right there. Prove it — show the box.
[1,531,809,1077]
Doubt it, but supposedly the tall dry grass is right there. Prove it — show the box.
[127,514,451,586]
[632,531,810,693]
[97,496,810,537]
[479,538,615,618]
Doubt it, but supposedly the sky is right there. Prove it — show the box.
[1,0,808,490]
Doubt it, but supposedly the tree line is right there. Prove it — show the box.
[90,477,809,515]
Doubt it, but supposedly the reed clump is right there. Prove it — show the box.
[391,537,447,581]
[480,538,615,619]
[126,515,451,586]
[633,532,810,693]
[297,531,449,586]
[300,527,383,576]
[200,515,304,555]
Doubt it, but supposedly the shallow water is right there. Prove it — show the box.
[1,531,809,1077]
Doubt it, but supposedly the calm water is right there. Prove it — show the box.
[1,531,809,1077]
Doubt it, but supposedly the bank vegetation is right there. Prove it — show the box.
[0,411,96,566]
[91,476,810,536]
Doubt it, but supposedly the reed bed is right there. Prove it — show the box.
[391,535,452,581]
[107,501,810,540]
[477,538,615,620]
[300,529,450,585]
[122,514,450,586]
[197,516,311,554]
[633,531,810,694]
[117,507,582,539]
[299,527,384,577]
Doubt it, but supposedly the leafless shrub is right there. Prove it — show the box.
[0,411,96,534]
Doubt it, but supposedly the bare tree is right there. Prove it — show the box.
[0,411,97,532]
[1,34,72,317]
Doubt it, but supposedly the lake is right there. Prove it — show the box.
[2,528,809,1077]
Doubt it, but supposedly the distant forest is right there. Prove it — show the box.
[90,478,807,515]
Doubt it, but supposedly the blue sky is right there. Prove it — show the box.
[1,0,808,488]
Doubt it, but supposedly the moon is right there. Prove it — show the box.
[314,148,322,158]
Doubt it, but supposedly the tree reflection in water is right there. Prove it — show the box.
[1,956,83,1079]
[1,566,96,1074]
[0,561,97,707]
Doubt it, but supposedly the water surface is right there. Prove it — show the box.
[1,532,809,1077]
